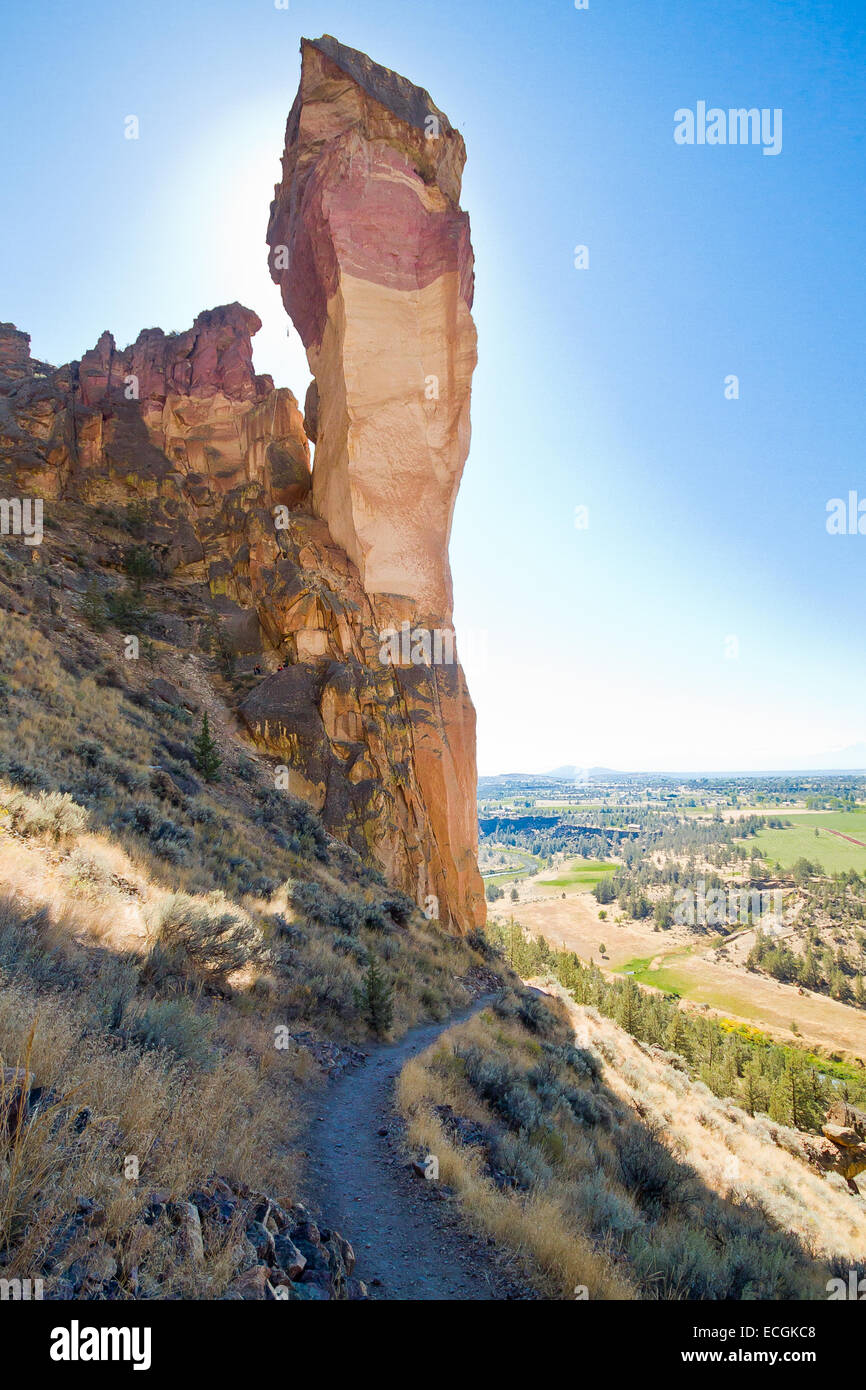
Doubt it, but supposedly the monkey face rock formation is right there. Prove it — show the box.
[263,35,484,931]
[267,35,475,624]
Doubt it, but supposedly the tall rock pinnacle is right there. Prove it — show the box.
[267,34,476,625]
[267,36,484,931]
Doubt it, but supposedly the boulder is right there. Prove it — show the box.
[173,1201,205,1266]
[245,1220,276,1265]
[224,1264,271,1300]
[273,1233,307,1279]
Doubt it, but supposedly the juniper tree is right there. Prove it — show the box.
[193,711,222,783]
[359,954,393,1037]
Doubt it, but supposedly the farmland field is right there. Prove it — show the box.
[753,811,866,872]
[538,859,617,891]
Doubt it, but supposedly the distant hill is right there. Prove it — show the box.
[547,764,621,781]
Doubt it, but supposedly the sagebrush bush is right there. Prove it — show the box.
[60,846,115,898]
[0,894,82,989]
[400,996,834,1301]
[455,1044,547,1133]
[6,788,89,843]
[143,893,266,993]
[614,1122,695,1220]
[125,998,215,1068]
[493,988,558,1037]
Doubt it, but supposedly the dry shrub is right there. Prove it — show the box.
[6,788,89,844]
[397,996,838,1301]
[0,974,302,1296]
[142,893,267,994]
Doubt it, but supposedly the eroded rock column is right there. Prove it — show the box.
[267,35,484,931]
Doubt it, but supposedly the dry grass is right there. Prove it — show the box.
[536,977,866,1264]
[0,591,506,1297]
[397,986,852,1300]
[398,1025,634,1300]
[0,968,306,1296]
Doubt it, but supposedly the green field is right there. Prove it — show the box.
[540,859,617,891]
[752,811,866,873]
[617,940,708,997]
[618,956,688,995]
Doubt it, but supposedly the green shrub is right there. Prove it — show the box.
[357,954,393,1036]
[125,998,214,1067]
[192,713,221,783]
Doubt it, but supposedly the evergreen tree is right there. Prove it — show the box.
[617,979,641,1034]
[359,954,394,1037]
[81,584,107,631]
[593,874,615,904]
[770,1057,825,1131]
[665,1009,690,1061]
[123,544,156,592]
[193,711,222,783]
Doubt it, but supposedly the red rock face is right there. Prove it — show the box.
[0,324,33,383]
[266,35,484,932]
[77,303,268,408]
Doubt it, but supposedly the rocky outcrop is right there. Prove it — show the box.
[265,35,483,930]
[0,305,311,514]
[821,1100,866,1190]
[266,35,475,619]
[36,1176,365,1299]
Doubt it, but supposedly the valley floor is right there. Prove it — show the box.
[514,885,866,1059]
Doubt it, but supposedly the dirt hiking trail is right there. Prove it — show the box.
[303,996,533,1300]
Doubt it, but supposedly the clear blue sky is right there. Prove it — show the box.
[2,0,864,774]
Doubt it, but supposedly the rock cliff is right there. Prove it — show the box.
[0,37,484,932]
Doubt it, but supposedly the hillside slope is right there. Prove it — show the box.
[397,974,866,1299]
[0,545,498,1298]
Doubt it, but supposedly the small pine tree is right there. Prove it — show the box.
[124,544,156,592]
[193,712,222,782]
[360,954,393,1037]
[81,584,107,631]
